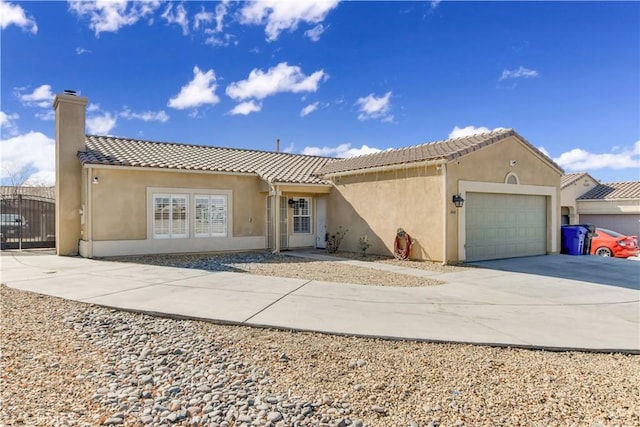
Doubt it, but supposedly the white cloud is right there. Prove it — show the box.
[1,131,55,185]
[87,112,116,134]
[120,108,169,123]
[430,1,442,10]
[168,66,220,110]
[0,111,19,136]
[68,0,162,36]
[239,0,339,42]
[75,46,91,55]
[204,32,235,47]
[35,110,55,121]
[282,142,295,153]
[538,146,550,157]
[226,62,328,101]
[0,0,38,33]
[551,141,640,171]
[16,84,54,108]
[300,102,319,117]
[500,66,539,81]
[161,3,189,35]
[448,125,505,139]
[304,23,325,41]
[356,91,393,122]
[87,103,100,112]
[193,7,213,31]
[228,100,262,116]
[302,143,385,158]
[213,0,229,32]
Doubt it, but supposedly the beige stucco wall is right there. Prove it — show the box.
[326,166,444,260]
[87,168,266,242]
[577,199,640,215]
[446,136,562,260]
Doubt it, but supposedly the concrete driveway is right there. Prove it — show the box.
[1,250,638,353]
[468,254,640,290]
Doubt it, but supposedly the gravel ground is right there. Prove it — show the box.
[2,251,639,426]
[314,251,474,274]
[2,283,639,427]
[102,251,459,288]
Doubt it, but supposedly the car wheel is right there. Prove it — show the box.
[594,247,612,257]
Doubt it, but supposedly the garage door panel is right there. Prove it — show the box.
[465,193,546,261]
[579,214,640,237]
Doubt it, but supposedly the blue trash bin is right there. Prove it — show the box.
[561,225,587,255]
[574,223,596,254]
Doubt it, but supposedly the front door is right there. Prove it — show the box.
[315,197,327,249]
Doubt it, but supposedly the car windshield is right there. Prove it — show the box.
[598,228,625,238]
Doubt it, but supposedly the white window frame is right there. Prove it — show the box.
[153,194,189,239]
[195,195,228,238]
[292,197,312,234]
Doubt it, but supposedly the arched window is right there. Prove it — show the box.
[505,172,519,185]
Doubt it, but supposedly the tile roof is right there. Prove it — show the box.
[561,172,599,189]
[314,128,563,176]
[78,135,337,185]
[577,182,640,200]
[561,172,587,188]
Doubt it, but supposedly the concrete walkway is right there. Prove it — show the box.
[1,250,638,353]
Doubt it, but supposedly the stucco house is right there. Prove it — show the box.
[560,173,640,236]
[54,92,562,263]
[560,172,600,225]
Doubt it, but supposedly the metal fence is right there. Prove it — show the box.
[1,194,55,249]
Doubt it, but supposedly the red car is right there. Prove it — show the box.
[590,228,639,258]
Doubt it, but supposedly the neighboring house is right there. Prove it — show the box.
[560,172,599,224]
[576,182,640,236]
[54,92,562,263]
[560,173,640,236]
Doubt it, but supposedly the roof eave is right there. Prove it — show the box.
[561,172,599,189]
[268,181,333,187]
[317,158,447,179]
[577,198,640,202]
[510,131,565,175]
[81,162,258,177]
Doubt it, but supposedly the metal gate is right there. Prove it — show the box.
[1,194,56,249]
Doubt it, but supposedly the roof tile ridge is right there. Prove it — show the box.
[597,181,639,185]
[85,134,339,160]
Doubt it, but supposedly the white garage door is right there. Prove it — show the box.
[465,193,547,261]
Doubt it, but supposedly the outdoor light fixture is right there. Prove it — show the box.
[452,194,465,208]
[93,176,99,184]
[288,198,295,207]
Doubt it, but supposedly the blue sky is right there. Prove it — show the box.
[1,0,639,186]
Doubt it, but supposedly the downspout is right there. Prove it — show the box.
[441,163,448,265]
[270,184,281,254]
[87,166,93,258]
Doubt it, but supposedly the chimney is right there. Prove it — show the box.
[53,91,88,256]
[276,138,280,153]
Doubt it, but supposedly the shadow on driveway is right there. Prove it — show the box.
[467,254,640,290]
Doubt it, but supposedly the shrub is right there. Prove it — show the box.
[359,235,372,256]
[326,226,348,254]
